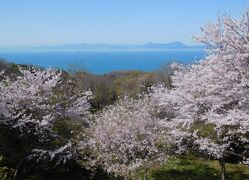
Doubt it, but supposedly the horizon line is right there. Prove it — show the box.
[0,41,202,49]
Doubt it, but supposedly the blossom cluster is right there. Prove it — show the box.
[83,93,172,176]
[0,66,92,164]
[170,11,249,163]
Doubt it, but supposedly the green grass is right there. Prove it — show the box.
[133,157,249,180]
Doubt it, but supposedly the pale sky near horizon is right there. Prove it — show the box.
[0,0,247,47]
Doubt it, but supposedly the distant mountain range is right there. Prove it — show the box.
[0,42,204,51]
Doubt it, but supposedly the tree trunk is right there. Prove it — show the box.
[13,156,29,180]
[144,169,147,180]
[219,157,226,180]
[143,172,147,180]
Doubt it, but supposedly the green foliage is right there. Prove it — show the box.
[0,156,14,180]
[9,64,20,74]
[92,82,117,111]
[86,70,164,111]
[191,122,217,141]
[113,71,155,97]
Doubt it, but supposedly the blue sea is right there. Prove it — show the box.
[0,50,205,74]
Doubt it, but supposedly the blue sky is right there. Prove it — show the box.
[0,0,247,47]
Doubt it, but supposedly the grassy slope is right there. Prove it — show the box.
[133,157,249,180]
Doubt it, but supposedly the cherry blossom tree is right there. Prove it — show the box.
[0,66,92,179]
[170,11,249,180]
[81,87,175,179]
[0,67,62,131]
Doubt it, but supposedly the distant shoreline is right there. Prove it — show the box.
[0,41,204,52]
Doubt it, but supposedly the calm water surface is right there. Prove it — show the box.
[0,50,205,74]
